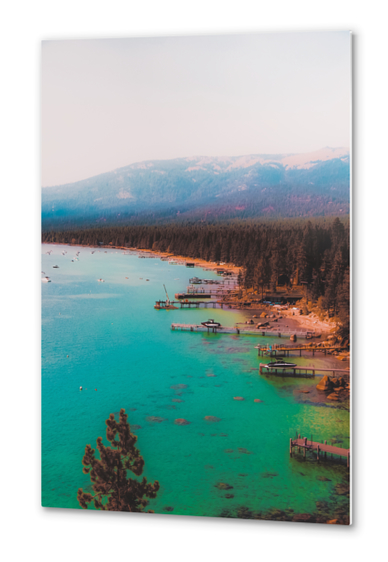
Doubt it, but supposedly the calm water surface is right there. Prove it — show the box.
[42,244,349,518]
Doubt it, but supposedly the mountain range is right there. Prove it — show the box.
[42,147,350,228]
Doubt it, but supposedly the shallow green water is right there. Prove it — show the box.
[42,245,349,519]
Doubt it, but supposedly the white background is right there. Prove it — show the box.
[0,1,386,560]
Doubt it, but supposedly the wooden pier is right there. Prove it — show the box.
[259,363,350,379]
[171,323,318,338]
[156,300,226,309]
[290,435,350,467]
[256,343,348,358]
[185,286,237,295]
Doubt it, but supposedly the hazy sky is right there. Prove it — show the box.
[42,31,351,187]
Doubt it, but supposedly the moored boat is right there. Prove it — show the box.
[266,360,297,368]
[201,319,221,328]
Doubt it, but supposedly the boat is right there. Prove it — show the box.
[41,277,51,282]
[265,360,297,368]
[175,292,211,299]
[201,319,221,328]
[97,278,105,282]
[53,265,59,268]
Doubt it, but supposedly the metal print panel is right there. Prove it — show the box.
[41,31,351,524]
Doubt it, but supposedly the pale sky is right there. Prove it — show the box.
[41,31,351,187]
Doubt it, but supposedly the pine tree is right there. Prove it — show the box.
[77,409,160,512]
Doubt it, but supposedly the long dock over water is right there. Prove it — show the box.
[256,343,348,357]
[157,300,230,309]
[259,363,350,379]
[171,323,317,338]
[290,436,350,467]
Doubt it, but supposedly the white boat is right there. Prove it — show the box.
[97,278,105,282]
[201,319,221,328]
[42,277,51,283]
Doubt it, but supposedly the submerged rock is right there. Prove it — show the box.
[170,384,188,390]
[204,416,221,422]
[233,396,245,401]
[163,506,174,512]
[316,476,331,482]
[237,447,252,455]
[327,393,339,401]
[215,482,233,490]
[254,398,263,402]
[174,418,191,425]
[146,416,166,423]
[224,494,234,499]
[261,471,278,479]
[335,483,350,496]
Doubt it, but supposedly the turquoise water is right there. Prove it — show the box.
[42,244,349,519]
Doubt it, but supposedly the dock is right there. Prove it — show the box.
[256,343,348,357]
[156,300,226,309]
[185,286,237,295]
[259,363,350,379]
[290,435,350,467]
[171,323,318,338]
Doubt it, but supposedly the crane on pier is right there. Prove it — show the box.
[164,284,171,306]
[154,285,178,309]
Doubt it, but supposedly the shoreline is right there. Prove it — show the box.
[42,241,339,339]
[42,241,242,274]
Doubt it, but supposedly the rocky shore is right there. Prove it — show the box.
[218,476,350,524]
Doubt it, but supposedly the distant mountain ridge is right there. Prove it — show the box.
[42,147,350,228]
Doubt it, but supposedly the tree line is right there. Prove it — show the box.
[42,217,349,333]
